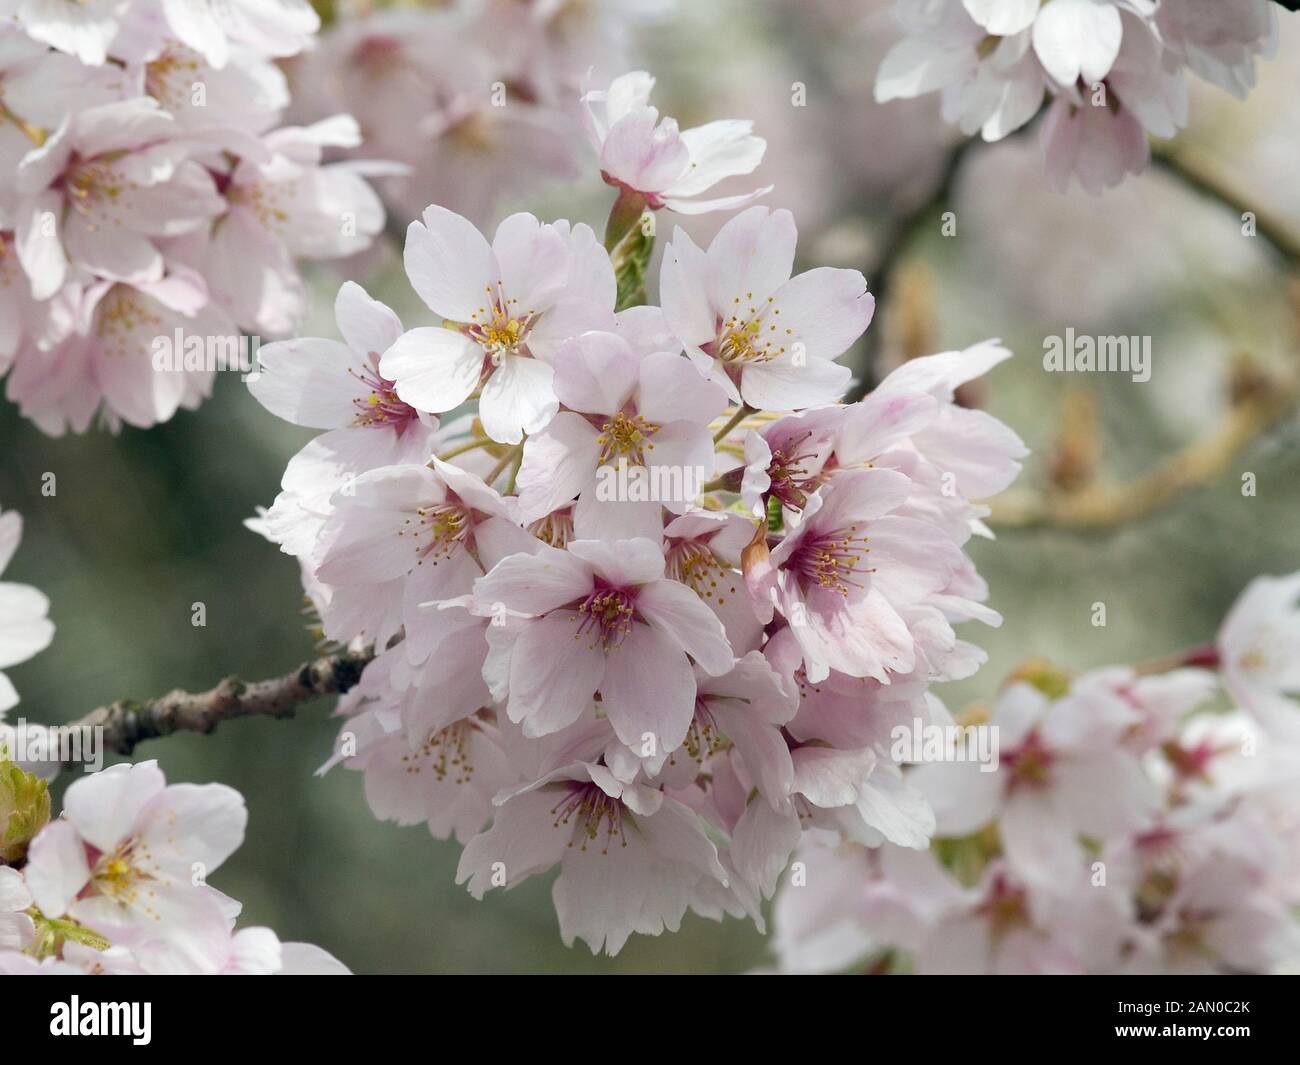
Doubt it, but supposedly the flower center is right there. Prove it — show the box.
[551,782,626,854]
[790,525,871,595]
[574,587,636,650]
[97,289,162,356]
[483,317,523,352]
[403,502,471,563]
[350,356,419,431]
[765,430,819,510]
[596,411,658,466]
[91,841,154,904]
[529,509,574,548]
[229,180,290,230]
[65,159,124,218]
[352,33,405,71]
[403,720,477,784]
[1005,733,1054,792]
[981,875,1028,936]
[464,288,536,366]
[666,540,736,608]
[447,110,495,151]
[713,292,792,366]
[681,698,729,762]
[145,48,201,110]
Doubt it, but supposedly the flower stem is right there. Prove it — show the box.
[713,404,756,444]
[435,438,494,462]
[0,103,47,146]
[504,448,524,495]
[484,443,524,487]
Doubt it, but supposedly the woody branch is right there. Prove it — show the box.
[62,645,376,764]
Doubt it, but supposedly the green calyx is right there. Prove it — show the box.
[0,760,51,864]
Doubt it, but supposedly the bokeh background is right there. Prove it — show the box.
[3,0,1298,973]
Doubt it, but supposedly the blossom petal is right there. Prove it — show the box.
[380,327,483,415]
[478,354,558,444]
[334,281,403,361]
[404,205,497,322]
[63,759,166,853]
[599,621,696,750]
[1032,0,1123,87]
[23,819,91,919]
[635,577,734,675]
[507,613,605,736]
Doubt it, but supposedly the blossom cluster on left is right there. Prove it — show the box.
[0,759,348,974]
[0,0,389,433]
[1,505,338,973]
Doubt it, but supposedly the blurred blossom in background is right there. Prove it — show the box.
[1,0,1298,972]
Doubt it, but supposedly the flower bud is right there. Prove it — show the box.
[0,760,52,864]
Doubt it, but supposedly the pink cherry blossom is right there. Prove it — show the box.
[4,760,350,974]
[913,677,1158,890]
[7,270,228,432]
[14,98,225,301]
[23,760,247,974]
[472,537,733,749]
[312,458,532,647]
[248,281,441,556]
[195,116,389,336]
[660,206,874,409]
[1219,572,1300,742]
[859,340,1028,502]
[759,468,960,685]
[327,683,514,846]
[582,70,771,215]
[0,8,390,435]
[381,208,616,444]
[515,329,727,541]
[457,760,730,955]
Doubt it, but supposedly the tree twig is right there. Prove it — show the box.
[1152,146,1300,267]
[846,136,980,402]
[63,645,376,764]
[988,368,1298,531]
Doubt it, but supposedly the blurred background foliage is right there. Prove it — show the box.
[2,0,1298,972]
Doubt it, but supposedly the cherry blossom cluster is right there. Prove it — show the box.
[876,0,1286,193]
[290,0,672,225]
[0,759,348,974]
[772,572,1300,974]
[245,71,1027,954]
[0,0,389,433]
